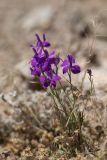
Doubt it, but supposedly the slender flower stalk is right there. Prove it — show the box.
[87,69,95,95]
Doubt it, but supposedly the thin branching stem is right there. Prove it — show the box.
[58,81,73,106]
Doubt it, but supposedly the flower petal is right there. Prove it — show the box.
[67,55,75,66]
[48,51,56,64]
[39,76,46,83]
[55,56,60,65]
[31,58,37,67]
[43,34,51,47]
[32,46,37,55]
[47,70,53,78]
[43,41,51,47]
[51,80,56,88]
[42,61,51,72]
[63,66,69,74]
[31,67,41,76]
[61,59,69,67]
[43,33,46,41]
[53,75,61,81]
[71,65,81,74]
[35,34,43,47]
[39,76,50,88]
[43,81,50,88]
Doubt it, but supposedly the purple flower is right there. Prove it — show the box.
[30,33,61,89]
[30,33,60,77]
[39,76,50,88]
[30,50,60,75]
[35,33,51,48]
[30,67,41,76]
[52,75,61,87]
[61,55,75,73]
[29,34,82,90]
[68,55,75,65]
[39,74,61,88]
[31,58,37,67]
[48,51,60,65]
[40,51,60,74]
[61,55,81,74]
[42,61,51,72]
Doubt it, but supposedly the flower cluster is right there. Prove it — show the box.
[30,34,61,88]
[30,34,81,88]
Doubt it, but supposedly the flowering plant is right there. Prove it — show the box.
[30,34,83,134]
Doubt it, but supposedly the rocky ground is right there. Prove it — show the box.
[0,0,107,159]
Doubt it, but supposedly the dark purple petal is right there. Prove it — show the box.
[44,49,49,58]
[39,57,46,64]
[35,33,50,48]
[43,33,46,41]
[55,56,60,65]
[35,34,42,46]
[43,81,50,88]
[43,34,51,47]
[31,58,37,67]
[39,76,50,88]
[31,46,37,55]
[47,51,56,64]
[67,55,75,66]
[47,70,53,78]
[42,61,51,72]
[71,65,81,74]
[36,40,41,47]
[31,67,41,76]
[35,33,41,41]
[51,80,56,88]
[63,66,69,74]
[43,41,51,47]
[38,51,47,64]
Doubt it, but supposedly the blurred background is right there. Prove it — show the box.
[0,0,107,93]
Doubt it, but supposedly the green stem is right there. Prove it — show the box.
[58,81,73,106]
[89,76,94,95]
[65,99,76,127]
[48,90,64,115]
[50,87,68,116]
[68,72,75,103]
[80,70,87,91]
[54,88,68,116]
